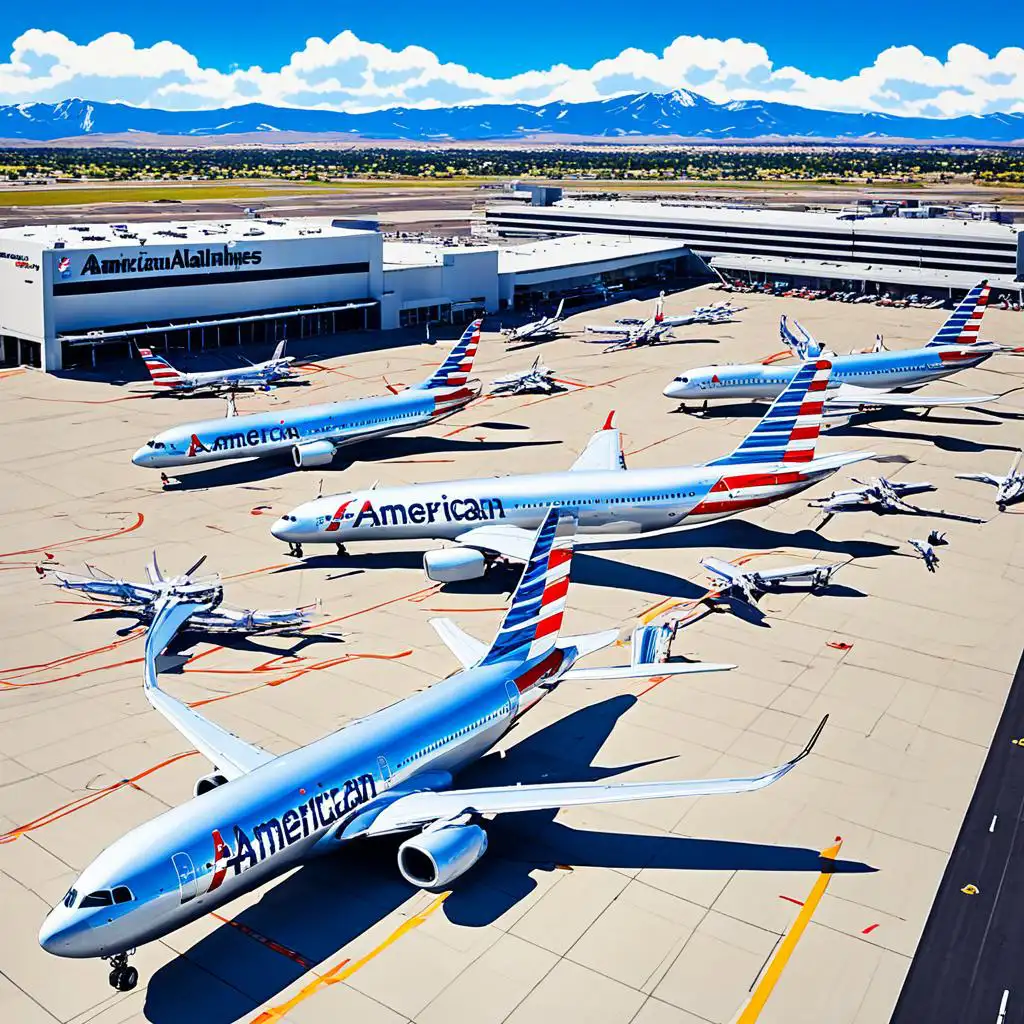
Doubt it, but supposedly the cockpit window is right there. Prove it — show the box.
[80,890,114,908]
[675,376,689,384]
[145,440,167,450]
[62,888,78,909]
[112,886,134,905]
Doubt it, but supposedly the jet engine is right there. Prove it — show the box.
[292,440,336,468]
[397,821,488,888]
[423,546,487,583]
[194,772,229,797]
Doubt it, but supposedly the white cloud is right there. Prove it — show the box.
[0,28,1021,118]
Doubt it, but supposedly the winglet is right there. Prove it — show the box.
[602,410,616,431]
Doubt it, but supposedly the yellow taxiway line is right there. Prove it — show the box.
[736,836,843,1023]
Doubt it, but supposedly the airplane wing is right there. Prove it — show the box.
[144,595,275,779]
[364,716,827,835]
[562,661,736,681]
[752,562,834,583]
[827,383,997,409]
[955,472,1003,486]
[570,412,626,472]
[453,524,537,562]
[699,556,744,585]
[584,324,632,336]
[430,618,487,669]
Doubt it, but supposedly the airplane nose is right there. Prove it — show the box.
[39,909,73,957]
[663,382,681,399]
[131,447,150,467]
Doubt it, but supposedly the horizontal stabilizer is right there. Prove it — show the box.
[828,383,997,409]
[563,661,735,681]
[429,618,487,669]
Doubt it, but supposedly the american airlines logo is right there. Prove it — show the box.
[324,495,507,531]
[80,246,263,277]
[187,424,301,456]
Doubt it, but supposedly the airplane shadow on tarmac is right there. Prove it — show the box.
[142,695,875,1024]
[162,435,559,490]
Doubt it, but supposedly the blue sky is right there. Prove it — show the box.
[0,4,1021,116]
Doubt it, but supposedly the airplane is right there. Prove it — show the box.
[272,358,876,577]
[808,477,937,517]
[585,292,743,351]
[956,450,1024,510]
[489,357,560,396]
[700,556,844,606]
[37,508,832,992]
[663,281,1002,412]
[908,537,942,573]
[131,320,482,472]
[502,299,566,345]
[138,340,295,395]
[37,554,319,635]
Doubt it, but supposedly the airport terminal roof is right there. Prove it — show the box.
[0,215,375,248]
[491,198,1023,241]
[382,240,497,270]
[710,253,1024,292]
[497,233,693,275]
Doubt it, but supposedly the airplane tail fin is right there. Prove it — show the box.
[138,347,184,388]
[481,507,576,666]
[780,316,821,358]
[271,338,288,361]
[707,358,832,467]
[417,319,482,390]
[554,298,565,320]
[654,291,665,323]
[926,280,989,347]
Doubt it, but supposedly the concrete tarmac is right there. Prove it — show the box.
[1,286,1024,1023]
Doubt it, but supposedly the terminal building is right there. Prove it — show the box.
[484,199,1024,296]
[0,216,703,372]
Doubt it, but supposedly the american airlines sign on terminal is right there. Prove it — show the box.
[76,246,264,277]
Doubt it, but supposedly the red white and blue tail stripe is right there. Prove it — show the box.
[481,508,575,666]
[417,319,482,391]
[926,280,989,347]
[708,359,831,467]
[139,348,184,389]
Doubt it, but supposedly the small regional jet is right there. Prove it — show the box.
[586,292,743,351]
[502,299,566,345]
[663,281,1000,411]
[700,556,844,605]
[489,357,560,396]
[272,358,875,577]
[956,450,1024,510]
[38,508,830,992]
[809,477,937,517]
[132,320,482,472]
[37,553,318,635]
[139,340,295,395]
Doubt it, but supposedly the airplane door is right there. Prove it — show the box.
[171,852,198,904]
[377,755,392,787]
[505,679,520,717]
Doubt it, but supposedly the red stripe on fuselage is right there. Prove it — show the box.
[512,648,564,693]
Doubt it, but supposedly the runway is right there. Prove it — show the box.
[890,646,1024,1024]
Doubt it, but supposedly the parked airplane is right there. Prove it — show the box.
[139,340,296,395]
[489,357,560,396]
[37,554,318,635]
[586,292,742,351]
[956,450,1024,510]
[700,556,843,605]
[664,281,1000,411]
[502,299,566,345]
[132,321,482,472]
[38,509,829,992]
[809,477,937,517]
[272,358,875,578]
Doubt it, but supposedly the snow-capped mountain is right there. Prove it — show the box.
[1,92,1022,143]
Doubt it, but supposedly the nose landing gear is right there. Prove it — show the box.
[287,542,304,558]
[104,951,138,991]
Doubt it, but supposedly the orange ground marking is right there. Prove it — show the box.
[0,512,145,560]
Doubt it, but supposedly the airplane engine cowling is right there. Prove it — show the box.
[292,440,336,468]
[397,822,488,889]
[423,546,486,583]
[195,773,229,797]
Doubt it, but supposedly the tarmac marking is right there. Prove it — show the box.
[250,891,449,1023]
[737,836,844,1024]
[208,912,314,970]
[997,990,1009,1024]
[0,750,199,844]
[862,923,881,934]
[624,427,694,459]
[990,815,998,833]
[222,563,291,581]
[0,511,145,560]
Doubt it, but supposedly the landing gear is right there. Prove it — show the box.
[336,543,348,557]
[105,951,138,991]
[288,542,304,558]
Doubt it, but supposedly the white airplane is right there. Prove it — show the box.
[272,358,876,574]
[37,554,319,635]
[664,281,1000,412]
[956,450,1024,510]
[700,556,844,606]
[502,299,566,344]
[586,292,742,351]
[132,320,482,472]
[38,508,831,993]
[908,538,941,573]
[809,477,936,517]
[489,357,560,396]
[139,340,296,395]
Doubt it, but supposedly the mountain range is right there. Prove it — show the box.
[1,91,1022,144]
